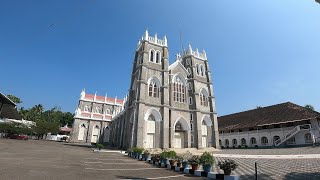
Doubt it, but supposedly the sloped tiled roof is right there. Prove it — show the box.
[0,104,21,120]
[218,102,320,131]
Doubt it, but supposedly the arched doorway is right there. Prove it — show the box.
[78,123,86,141]
[91,125,100,143]
[144,108,162,149]
[273,136,280,145]
[201,121,208,147]
[201,115,212,148]
[173,118,189,148]
[103,126,110,143]
[146,114,156,148]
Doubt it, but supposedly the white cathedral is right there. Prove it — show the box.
[108,30,219,150]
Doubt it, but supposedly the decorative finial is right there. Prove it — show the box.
[188,44,192,54]
[164,35,167,46]
[144,29,149,40]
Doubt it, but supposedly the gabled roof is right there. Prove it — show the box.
[218,102,320,131]
[0,104,21,120]
[0,92,16,106]
[168,60,189,74]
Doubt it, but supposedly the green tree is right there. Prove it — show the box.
[7,94,22,104]
[305,105,315,111]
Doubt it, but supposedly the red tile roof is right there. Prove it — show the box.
[218,102,320,131]
[83,94,123,103]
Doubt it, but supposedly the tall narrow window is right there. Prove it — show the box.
[156,52,160,63]
[148,77,160,98]
[196,64,199,75]
[172,75,186,103]
[84,105,89,112]
[189,96,193,105]
[150,50,154,62]
[200,89,209,106]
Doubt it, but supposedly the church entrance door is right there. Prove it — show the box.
[174,132,184,148]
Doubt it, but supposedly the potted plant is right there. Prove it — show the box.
[167,151,177,166]
[176,155,183,167]
[135,147,144,160]
[143,150,151,161]
[160,151,168,164]
[188,155,200,170]
[96,144,104,150]
[199,152,215,173]
[152,154,160,163]
[180,151,192,169]
[218,159,238,175]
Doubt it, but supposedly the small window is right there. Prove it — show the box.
[95,106,101,114]
[305,133,312,143]
[186,58,191,65]
[189,96,193,105]
[225,139,229,146]
[232,139,237,146]
[84,105,89,112]
[190,113,193,122]
[250,137,256,145]
[287,137,296,145]
[241,138,246,145]
[190,123,193,131]
[261,137,268,145]
[188,82,192,90]
[187,68,192,77]
[106,108,111,114]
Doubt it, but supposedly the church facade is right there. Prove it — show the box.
[109,30,219,150]
[70,90,124,144]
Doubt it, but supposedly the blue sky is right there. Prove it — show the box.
[1,0,319,115]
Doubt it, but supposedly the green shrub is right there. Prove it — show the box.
[160,151,168,159]
[132,147,144,154]
[200,152,215,165]
[96,144,104,150]
[167,151,177,159]
[218,159,238,172]
[188,155,200,165]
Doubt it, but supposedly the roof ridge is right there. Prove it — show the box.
[219,102,292,118]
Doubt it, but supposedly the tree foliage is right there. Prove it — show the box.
[7,94,22,104]
[305,104,315,111]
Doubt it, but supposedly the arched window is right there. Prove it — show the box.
[172,74,186,103]
[175,121,183,131]
[241,138,247,145]
[225,139,229,146]
[148,77,160,98]
[150,50,154,62]
[273,136,280,145]
[199,65,205,76]
[261,137,268,145]
[84,105,89,112]
[287,137,296,145]
[187,68,192,77]
[188,82,192,90]
[232,139,237,146]
[305,133,312,143]
[189,96,193,105]
[250,137,256,145]
[196,64,200,75]
[186,58,191,65]
[95,106,101,114]
[156,51,160,63]
[105,108,111,114]
[200,89,209,106]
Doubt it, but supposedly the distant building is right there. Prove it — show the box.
[218,102,320,148]
[69,90,124,144]
[0,92,21,121]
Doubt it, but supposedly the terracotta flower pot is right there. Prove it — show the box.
[191,164,199,170]
[169,160,176,166]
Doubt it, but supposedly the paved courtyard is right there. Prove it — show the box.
[0,139,203,180]
[212,147,320,180]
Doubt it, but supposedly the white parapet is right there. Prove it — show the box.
[225,175,240,180]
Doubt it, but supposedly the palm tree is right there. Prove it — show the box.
[34,104,44,114]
